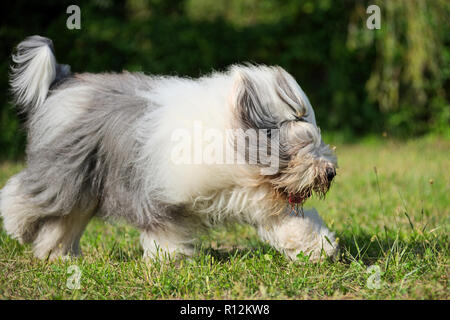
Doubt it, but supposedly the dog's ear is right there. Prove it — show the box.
[274,67,307,120]
[274,66,317,125]
[232,69,279,130]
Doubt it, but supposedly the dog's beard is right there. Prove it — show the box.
[286,175,330,205]
[271,154,334,206]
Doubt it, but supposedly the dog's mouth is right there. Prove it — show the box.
[277,170,334,206]
[287,190,312,205]
[284,182,330,205]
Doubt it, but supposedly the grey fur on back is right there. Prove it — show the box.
[21,72,181,229]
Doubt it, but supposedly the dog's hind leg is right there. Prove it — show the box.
[0,171,95,259]
[32,209,93,260]
[0,172,42,244]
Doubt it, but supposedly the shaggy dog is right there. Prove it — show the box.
[0,36,338,261]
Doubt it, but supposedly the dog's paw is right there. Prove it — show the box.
[263,208,339,263]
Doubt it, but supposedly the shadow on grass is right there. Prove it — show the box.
[192,228,447,266]
[199,244,276,262]
[2,222,445,266]
[337,229,447,266]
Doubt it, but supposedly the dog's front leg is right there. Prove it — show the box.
[257,207,339,262]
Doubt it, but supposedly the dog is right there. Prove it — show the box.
[0,35,338,261]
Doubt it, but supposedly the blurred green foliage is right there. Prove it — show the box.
[0,0,449,158]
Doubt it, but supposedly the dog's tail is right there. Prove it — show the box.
[10,35,70,113]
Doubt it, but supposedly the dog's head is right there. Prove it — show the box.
[230,64,337,205]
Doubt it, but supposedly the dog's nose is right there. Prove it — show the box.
[326,167,336,182]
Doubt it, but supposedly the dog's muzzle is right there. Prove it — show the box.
[326,166,336,183]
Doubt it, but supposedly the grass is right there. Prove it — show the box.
[0,137,448,299]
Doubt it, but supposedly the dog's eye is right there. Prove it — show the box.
[294,109,308,122]
[294,115,307,122]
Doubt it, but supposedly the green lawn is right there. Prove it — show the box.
[0,138,448,299]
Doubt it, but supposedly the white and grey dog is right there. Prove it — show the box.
[1,36,338,261]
